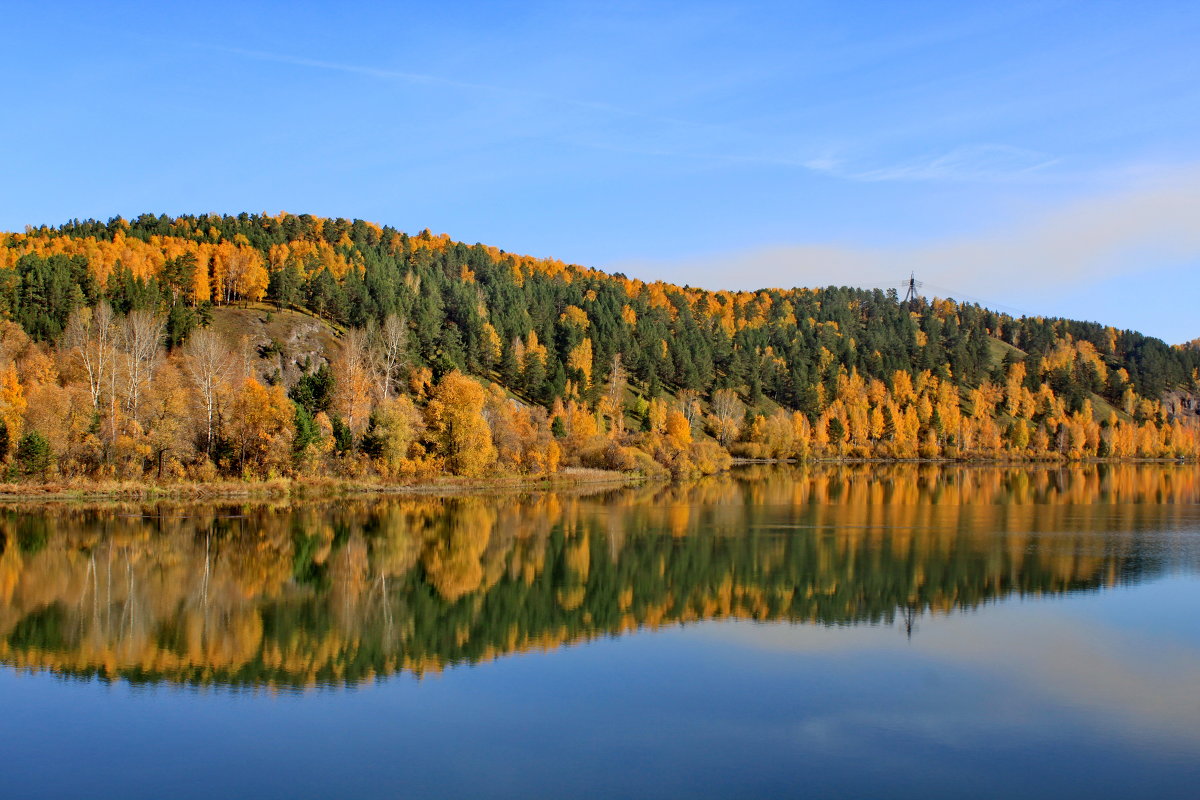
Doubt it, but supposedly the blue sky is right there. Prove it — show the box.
[3,1,1198,341]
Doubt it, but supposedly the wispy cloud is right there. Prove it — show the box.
[209,44,500,94]
[204,44,1062,185]
[205,43,708,130]
[616,165,1200,304]
[807,143,1060,183]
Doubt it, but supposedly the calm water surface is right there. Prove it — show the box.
[1,464,1198,798]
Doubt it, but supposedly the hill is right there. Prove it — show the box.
[0,211,1196,483]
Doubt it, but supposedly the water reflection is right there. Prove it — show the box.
[1,463,1198,689]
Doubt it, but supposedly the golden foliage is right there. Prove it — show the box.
[425,372,497,477]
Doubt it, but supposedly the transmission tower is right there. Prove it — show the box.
[902,272,922,304]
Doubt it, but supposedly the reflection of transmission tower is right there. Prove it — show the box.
[901,604,919,640]
[902,272,922,304]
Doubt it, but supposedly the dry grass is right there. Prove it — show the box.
[0,468,649,504]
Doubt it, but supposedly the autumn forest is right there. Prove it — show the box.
[0,212,1197,487]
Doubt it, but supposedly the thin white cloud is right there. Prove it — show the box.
[205,43,707,130]
[209,44,500,94]
[859,144,1059,182]
[807,143,1060,183]
[202,44,1062,185]
[801,154,843,173]
[617,166,1200,306]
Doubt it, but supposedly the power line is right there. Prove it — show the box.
[826,274,1032,318]
[861,276,1030,317]
[915,280,1030,317]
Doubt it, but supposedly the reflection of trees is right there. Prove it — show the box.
[0,463,1196,689]
[421,502,496,602]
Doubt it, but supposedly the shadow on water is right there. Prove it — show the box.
[1,462,1198,690]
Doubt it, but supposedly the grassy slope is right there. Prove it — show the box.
[207,304,341,385]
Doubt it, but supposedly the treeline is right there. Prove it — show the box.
[0,212,1196,482]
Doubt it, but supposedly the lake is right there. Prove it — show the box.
[1,463,1198,798]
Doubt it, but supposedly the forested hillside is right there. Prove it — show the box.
[0,211,1196,483]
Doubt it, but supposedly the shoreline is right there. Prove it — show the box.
[0,468,652,505]
[729,456,1198,466]
[0,457,1193,505]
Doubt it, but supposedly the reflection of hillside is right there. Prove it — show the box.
[1,464,1196,689]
